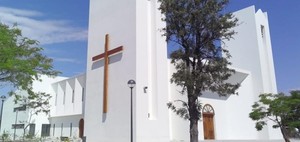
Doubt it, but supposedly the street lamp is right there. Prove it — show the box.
[127,79,135,142]
[0,95,6,131]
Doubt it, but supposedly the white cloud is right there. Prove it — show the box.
[52,57,81,64]
[0,7,87,45]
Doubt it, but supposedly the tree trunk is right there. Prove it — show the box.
[280,127,290,142]
[190,118,198,142]
[188,93,199,142]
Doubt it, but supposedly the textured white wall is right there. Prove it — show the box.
[85,0,136,141]
[85,0,170,141]
[136,0,170,142]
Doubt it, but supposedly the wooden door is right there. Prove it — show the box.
[203,114,215,139]
[79,119,84,138]
[202,104,215,140]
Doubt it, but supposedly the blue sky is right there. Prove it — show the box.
[0,0,299,93]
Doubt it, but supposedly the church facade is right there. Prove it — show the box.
[0,1,283,142]
[81,0,281,141]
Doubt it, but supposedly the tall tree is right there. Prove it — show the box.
[249,92,300,142]
[158,0,239,141]
[0,23,60,104]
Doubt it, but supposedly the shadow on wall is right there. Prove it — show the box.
[91,53,123,70]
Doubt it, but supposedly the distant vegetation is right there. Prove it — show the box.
[249,91,300,142]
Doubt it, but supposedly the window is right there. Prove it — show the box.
[261,25,265,38]
[72,89,75,103]
[12,124,24,129]
[55,93,58,106]
[70,123,73,137]
[61,123,63,136]
[82,88,85,102]
[13,105,26,112]
[63,92,66,105]
[53,124,55,136]
[41,124,51,137]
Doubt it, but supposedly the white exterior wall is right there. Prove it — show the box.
[85,0,169,141]
[83,2,281,142]
[50,115,82,139]
[1,91,29,139]
[223,5,280,140]
[136,0,170,142]
[0,75,65,139]
[49,74,85,139]
[85,0,136,141]
[169,6,280,141]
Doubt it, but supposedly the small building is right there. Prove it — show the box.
[48,74,85,140]
[0,75,66,140]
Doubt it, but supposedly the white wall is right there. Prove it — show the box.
[51,74,85,117]
[0,75,65,139]
[85,0,170,141]
[49,74,85,139]
[169,5,281,141]
[84,0,136,141]
[49,114,83,139]
[225,6,280,140]
[1,91,29,139]
[136,0,170,142]
[84,2,280,141]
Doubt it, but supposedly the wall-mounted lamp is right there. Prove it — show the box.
[143,86,148,93]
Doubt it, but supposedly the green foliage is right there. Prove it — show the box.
[249,91,300,141]
[1,130,11,141]
[23,132,42,142]
[158,0,239,141]
[167,100,202,120]
[0,23,60,112]
[18,91,52,115]
[0,23,60,92]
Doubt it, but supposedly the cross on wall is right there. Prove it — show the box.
[92,34,123,113]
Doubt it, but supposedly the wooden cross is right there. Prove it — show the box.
[92,34,123,113]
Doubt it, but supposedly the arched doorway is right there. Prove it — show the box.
[79,118,84,138]
[202,104,215,140]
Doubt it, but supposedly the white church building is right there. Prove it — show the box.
[80,0,280,141]
[0,1,284,142]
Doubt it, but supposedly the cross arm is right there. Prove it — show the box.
[92,46,123,61]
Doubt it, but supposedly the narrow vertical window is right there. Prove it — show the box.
[29,124,35,136]
[72,89,75,103]
[53,124,55,136]
[70,123,73,137]
[41,124,50,137]
[61,123,63,136]
[63,92,66,105]
[261,25,265,38]
[82,88,85,102]
[55,94,57,106]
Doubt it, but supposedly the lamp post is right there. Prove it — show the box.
[0,95,6,131]
[127,79,135,142]
[13,109,18,141]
